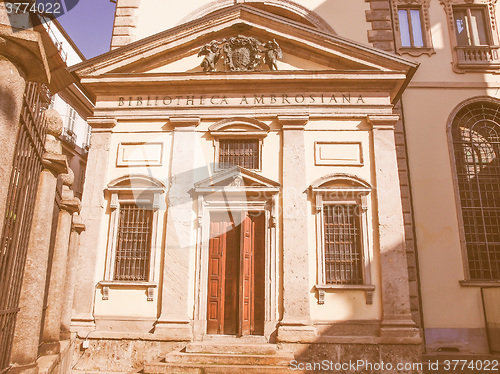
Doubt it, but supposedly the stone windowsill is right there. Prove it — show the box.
[98,281,157,301]
[397,47,435,57]
[315,284,375,305]
[459,280,500,287]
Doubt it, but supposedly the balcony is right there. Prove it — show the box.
[61,128,76,148]
[456,45,500,70]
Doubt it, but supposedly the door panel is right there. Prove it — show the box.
[252,213,266,335]
[223,223,239,334]
[240,212,253,336]
[207,218,227,334]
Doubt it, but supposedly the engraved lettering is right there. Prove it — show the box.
[240,96,249,105]
[186,96,195,105]
[200,96,205,105]
[295,94,305,104]
[163,96,172,105]
[220,96,229,105]
[118,97,125,106]
[155,96,159,106]
[357,95,365,103]
[210,96,220,105]
[147,96,152,106]
[270,95,277,104]
[137,97,143,106]
[128,97,133,106]
[309,94,315,103]
[330,95,337,103]
[342,94,351,103]
[175,96,182,105]
[254,95,264,104]
[282,94,290,104]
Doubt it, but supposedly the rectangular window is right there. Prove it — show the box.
[454,6,489,46]
[114,203,153,281]
[323,204,363,285]
[398,8,425,48]
[67,107,77,132]
[219,139,259,169]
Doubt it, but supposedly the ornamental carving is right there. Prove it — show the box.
[391,0,431,31]
[439,0,498,30]
[198,35,282,72]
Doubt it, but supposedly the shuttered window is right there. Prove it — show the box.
[323,204,363,285]
[114,203,153,281]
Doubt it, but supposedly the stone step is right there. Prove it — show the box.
[143,359,298,374]
[186,342,278,355]
[164,351,293,366]
[201,335,267,344]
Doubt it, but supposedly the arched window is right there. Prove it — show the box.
[452,99,500,280]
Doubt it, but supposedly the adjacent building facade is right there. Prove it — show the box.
[68,0,500,371]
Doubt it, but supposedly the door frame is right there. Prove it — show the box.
[193,193,278,341]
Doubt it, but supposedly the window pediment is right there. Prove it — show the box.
[195,166,280,192]
[107,174,166,192]
[209,118,270,138]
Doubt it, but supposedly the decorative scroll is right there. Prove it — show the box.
[198,35,282,72]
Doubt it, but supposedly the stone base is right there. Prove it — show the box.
[277,324,317,343]
[381,317,420,338]
[38,341,60,355]
[7,362,38,374]
[154,321,193,341]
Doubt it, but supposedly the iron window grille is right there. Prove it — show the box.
[452,101,500,280]
[219,139,259,169]
[323,204,363,285]
[114,203,153,281]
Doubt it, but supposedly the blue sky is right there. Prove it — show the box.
[57,0,116,59]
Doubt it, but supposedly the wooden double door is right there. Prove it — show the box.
[207,211,265,336]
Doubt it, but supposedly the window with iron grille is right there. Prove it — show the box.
[219,139,259,169]
[323,204,363,285]
[114,203,153,281]
[452,100,500,280]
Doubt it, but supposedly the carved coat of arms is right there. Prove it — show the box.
[198,35,282,72]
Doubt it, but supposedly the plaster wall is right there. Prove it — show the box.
[133,0,370,45]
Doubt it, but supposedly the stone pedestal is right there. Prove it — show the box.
[277,115,316,343]
[40,171,80,355]
[154,118,198,340]
[60,214,85,339]
[9,113,67,373]
[369,115,419,339]
[72,118,116,329]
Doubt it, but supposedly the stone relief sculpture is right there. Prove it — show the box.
[197,40,221,72]
[263,39,282,70]
[198,35,282,72]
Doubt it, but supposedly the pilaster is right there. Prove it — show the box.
[9,112,67,374]
[368,115,419,339]
[71,118,116,330]
[277,115,316,343]
[154,117,199,340]
[111,0,140,50]
[40,171,80,355]
[60,215,85,340]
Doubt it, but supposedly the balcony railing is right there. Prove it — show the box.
[456,45,500,69]
[61,128,76,148]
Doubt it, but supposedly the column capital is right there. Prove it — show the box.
[71,215,86,234]
[278,115,309,129]
[367,115,399,130]
[170,117,200,128]
[87,117,117,129]
[60,189,81,214]
[42,152,68,176]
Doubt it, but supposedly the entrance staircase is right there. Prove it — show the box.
[137,336,296,374]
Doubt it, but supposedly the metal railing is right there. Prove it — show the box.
[0,82,49,372]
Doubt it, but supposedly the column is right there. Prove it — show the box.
[9,110,67,374]
[277,115,316,343]
[60,214,85,339]
[40,171,80,354]
[154,117,198,340]
[72,118,116,330]
[368,115,419,338]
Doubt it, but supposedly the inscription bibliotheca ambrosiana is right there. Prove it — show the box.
[114,93,387,108]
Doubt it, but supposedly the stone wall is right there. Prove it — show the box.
[365,0,423,330]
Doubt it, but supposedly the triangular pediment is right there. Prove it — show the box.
[195,166,280,190]
[71,5,416,77]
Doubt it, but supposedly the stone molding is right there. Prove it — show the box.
[87,117,117,129]
[439,0,498,31]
